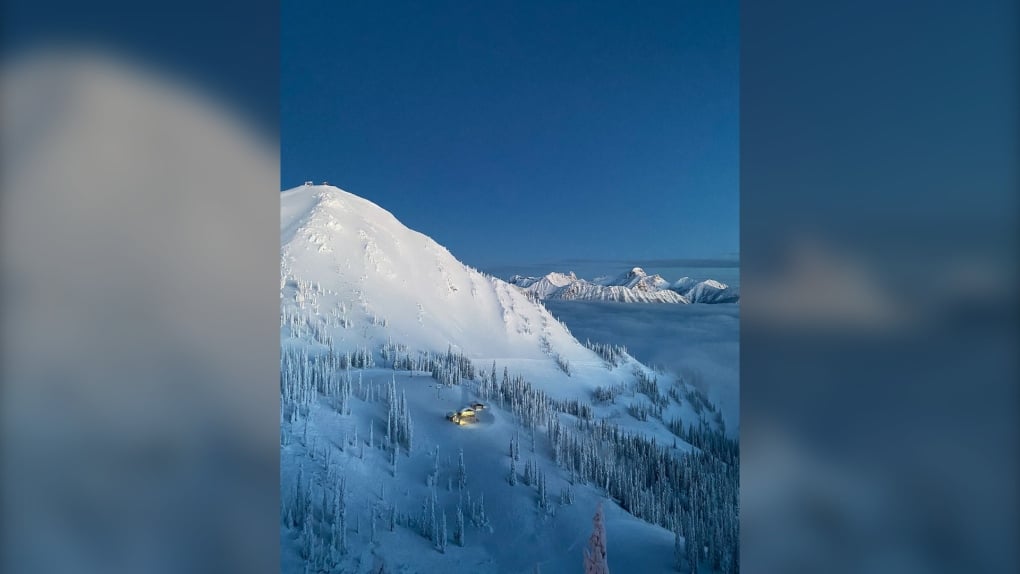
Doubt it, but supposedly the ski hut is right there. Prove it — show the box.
[447,407,478,425]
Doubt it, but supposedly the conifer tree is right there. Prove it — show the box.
[674,524,684,571]
[455,505,465,546]
[583,502,610,574]
[439,511,448,553]
[458,448,467,491]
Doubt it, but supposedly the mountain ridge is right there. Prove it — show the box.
[510,267,739,304]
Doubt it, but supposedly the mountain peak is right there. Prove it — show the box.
[545,270,577,283]
[280,185,616,385]
[509,267,738,304]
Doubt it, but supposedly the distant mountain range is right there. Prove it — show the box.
[508,267,739,304]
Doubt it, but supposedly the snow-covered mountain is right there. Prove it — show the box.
[282,185,625,390]
[511,270,689,304]
[679,278,739,304]
[280,184,738,574]
[598,267,673,292]
[509,267,739,304]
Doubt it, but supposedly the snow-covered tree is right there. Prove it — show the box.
[684,510,698,574]
[674,524,684,571]
[538,471,548,510]
[438,511,448,553]
[457,448,467,491]
[455,504,465,546]
[467,491,489,528]
[583,502,610,574]
[390,444,397,477]
[559,486,568,505]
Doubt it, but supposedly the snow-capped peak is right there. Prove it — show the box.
[670,277,739,304]
[281,184,632,395]
[509,268,738,304]
[672,277,697,292]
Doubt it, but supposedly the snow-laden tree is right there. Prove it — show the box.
[466,491,489,528]
[583,502,610,574]
[454,504,465,546]
[438,511,448,553]
[538,471,549,511]
[560,485,574,505]
[684,510,698,574]
[457,448,467,491]
[674,523,684,571]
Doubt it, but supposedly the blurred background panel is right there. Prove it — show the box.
[1,2,280,574]
[3,1,1017,573]
[741,1,1018,573]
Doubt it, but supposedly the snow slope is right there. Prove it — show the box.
[280,185,738,574]
[282,184,635,397]
[510,268,739,304]
[544,300,740,435]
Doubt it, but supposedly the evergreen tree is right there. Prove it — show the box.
[674,524,683,571]
[458,448,467,491]
[438,511,448,553]
[583,502,610,574]
[538,471,548,510]
[684,511,698,574]
[455,505,465,546]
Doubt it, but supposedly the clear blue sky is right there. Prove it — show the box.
[282,1,738,273]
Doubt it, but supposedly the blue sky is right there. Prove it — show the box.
[283,1,738,275]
